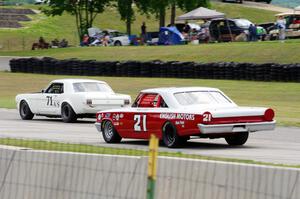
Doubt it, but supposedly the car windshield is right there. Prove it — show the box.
[174,91,232,106]
[73,82,114,93]
[235,19,252,28]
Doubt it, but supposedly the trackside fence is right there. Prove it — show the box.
[0,142,299,199]
[10,57,300,82]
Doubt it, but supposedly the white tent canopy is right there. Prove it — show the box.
[294,6,300,11]
[177,7,225,21]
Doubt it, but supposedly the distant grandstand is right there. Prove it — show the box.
[0,8,36,28]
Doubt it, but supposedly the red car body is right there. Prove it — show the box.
[95,87,276,147]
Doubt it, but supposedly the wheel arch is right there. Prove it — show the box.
[18,99,33,113]
[101,118,114,131]
[61,100,78,114]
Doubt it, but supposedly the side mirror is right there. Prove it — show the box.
[41,89,45,93]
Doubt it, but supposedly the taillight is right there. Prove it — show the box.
[264,108,275,121]
[124,99,130,105]
[86,99,92,105]
[202,112,212,124]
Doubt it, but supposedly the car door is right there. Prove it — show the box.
[39,83,64,115]
[119,93,168,139]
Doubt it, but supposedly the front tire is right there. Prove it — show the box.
[162,122,186,148]
[61,103,77,123]
[102,120,122,143]
[225,132,249,146]
[19,101,34,120]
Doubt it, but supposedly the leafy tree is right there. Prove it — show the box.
[43,0,111,41]
[137,0,210,29]
[116,0,134,35]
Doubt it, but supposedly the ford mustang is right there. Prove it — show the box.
[95,87,276,147]
[16,79,131,122]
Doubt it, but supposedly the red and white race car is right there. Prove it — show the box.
[95,87,276,148]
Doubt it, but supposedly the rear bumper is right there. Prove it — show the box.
[95,122,102,132]
[198,121,276,134]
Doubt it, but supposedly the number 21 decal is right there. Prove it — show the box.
[134,114,147,132]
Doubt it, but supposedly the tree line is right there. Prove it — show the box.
[43,0,210,41]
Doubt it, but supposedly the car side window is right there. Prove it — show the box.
[45,83,64,94]
[132,93,168,108]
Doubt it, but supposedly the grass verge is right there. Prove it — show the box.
[0,3,277,51]
[0,138,299,168]
[1,40,300,64]
[1,72,299,127]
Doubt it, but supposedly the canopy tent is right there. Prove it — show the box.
[158,27,184,45]
[177,7,225,21]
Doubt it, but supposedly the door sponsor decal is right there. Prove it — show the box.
[159,113,195,121]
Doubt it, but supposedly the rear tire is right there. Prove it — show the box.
[225,132,249,146]
[19,101,34,120]
[61,103,77,123]
[102,120,122,143]
[114,41,122,46]
[162,122,186,148]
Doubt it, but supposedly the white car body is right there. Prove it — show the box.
[106,29,130,46]
[16,79,131,122]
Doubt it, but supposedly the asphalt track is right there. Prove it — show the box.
[0,108,299,165]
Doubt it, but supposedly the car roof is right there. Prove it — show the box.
[141,87,220,94]
[51,79,107,84]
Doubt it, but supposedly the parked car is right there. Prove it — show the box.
[222,0,272,3]
[269,13,300,40]
[167,23,201,32]
[88,28,130,46]
[209,18,266,42]
[16,79,131,122]
[95,87,276,148]
[106,29,130,46]
[222,0,243,3]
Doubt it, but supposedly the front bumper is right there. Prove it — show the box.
[95,122,102,132]
[198,121,276,134]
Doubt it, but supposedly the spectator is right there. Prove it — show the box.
[59,39,68,48]
[51,38,59,48]
[248,24,257,41]
[276,16,286,42]
[182,21,190,39]
[141,22,147,45]
[31,37,49,50]
[189,28,198,44]
[102,31,110,47]
[80,34,90,46]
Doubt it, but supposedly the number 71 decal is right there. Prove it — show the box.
[134,114,147,132]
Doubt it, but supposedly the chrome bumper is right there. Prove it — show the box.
[198,121,276,134]
[95,122,102,132]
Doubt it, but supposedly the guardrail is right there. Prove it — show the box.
[0,146,299,199]
[10,57,300,82]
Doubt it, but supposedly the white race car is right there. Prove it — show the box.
[16,79,131,122]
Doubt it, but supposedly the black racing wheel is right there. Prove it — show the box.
[19,100,34,120]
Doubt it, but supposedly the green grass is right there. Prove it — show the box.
[0,3,278,51]
[0,138,299,168]
[1,72,299,127]
[1,40,300,63]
